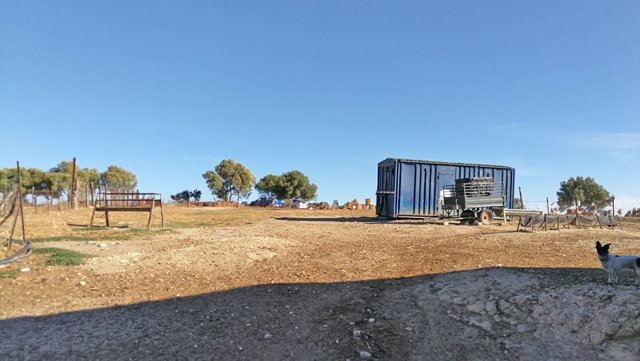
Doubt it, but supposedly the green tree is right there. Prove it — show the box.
[0,167,48,193]
[255,170,318,201]
[50,161,74,174]
[77,168,101,188]
[99,165,138,191]
[45,160,98,192]
[202,160,255,202]
[47,161,73,195]
[202,171,223,198]
[191,189,202,202]
[0,168,13,193]
[0,167,22,195]
[171,190,192,204]
[23,168,48,192]
[254,174,281,198]
[557,176,611,212]
[48,161,100,189]
[45,172,68,195]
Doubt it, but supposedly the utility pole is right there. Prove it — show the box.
[546,197,550,214]
[611,195,615,216]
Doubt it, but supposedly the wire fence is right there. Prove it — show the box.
[522,197,640,217]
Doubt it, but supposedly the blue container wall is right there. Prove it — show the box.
[377,159,515,218]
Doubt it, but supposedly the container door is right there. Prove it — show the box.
[435,168,455,215]
[398,163,416,215]
[376,165,396,217]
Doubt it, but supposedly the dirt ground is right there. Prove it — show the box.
[1,206,640,360]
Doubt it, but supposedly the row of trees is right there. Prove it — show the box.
[170,189,202,204]
[556,176,611,212]
[0,161,138,198]
[201,159,318,203]
[3,159,615,213]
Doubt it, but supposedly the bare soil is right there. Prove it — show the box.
[1,206,639,360]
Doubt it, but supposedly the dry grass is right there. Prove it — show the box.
[2,205,375,242]
[2,205,639,248]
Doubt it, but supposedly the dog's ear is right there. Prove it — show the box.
[596,241,602,248]
[604,243,611,250]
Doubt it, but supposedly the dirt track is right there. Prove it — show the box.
[1,207,640,360]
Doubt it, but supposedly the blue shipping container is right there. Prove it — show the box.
[376,158,516,218]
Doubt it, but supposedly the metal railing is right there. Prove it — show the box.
[94,192,162,208]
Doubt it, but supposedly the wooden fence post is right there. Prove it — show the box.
[33,187,37,214]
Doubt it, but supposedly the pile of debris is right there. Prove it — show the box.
[306,199,376,211]
[624,208,640,217]
[308,202,332,210]
[191,201,239,207]
[343,198,375,211]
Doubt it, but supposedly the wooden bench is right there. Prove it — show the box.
[90,192,164,229]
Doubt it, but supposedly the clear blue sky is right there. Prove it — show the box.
[1,1,639,211]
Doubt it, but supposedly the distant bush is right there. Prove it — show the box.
[171,189,202,204]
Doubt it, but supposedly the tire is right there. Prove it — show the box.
[477,209,494,224]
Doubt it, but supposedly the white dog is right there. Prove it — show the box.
[595,241,640,285]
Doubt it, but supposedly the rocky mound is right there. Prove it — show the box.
[417,268,640,360]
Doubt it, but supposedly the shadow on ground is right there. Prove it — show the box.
[275,216,442,224]
[1,267,635,361]
[66,223,130,228]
